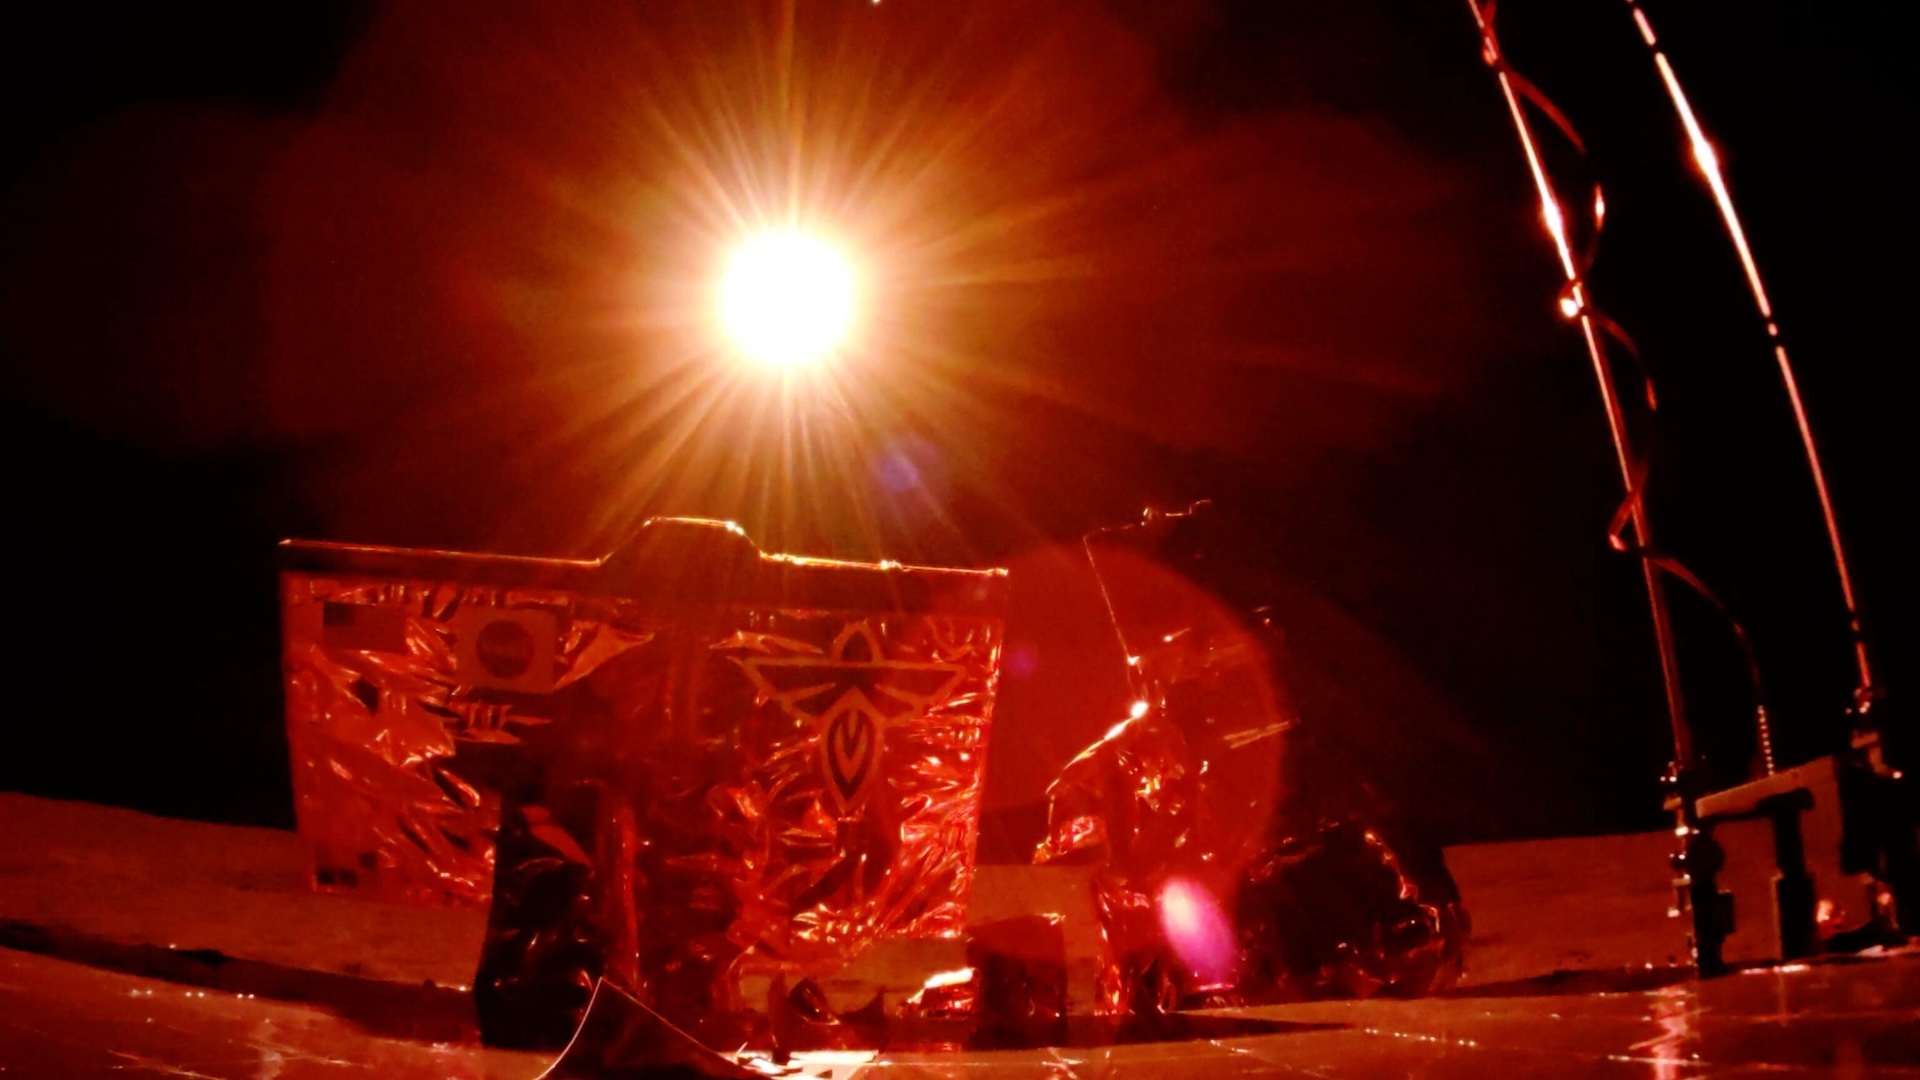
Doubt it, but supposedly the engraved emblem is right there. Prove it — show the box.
[738,621,965,811]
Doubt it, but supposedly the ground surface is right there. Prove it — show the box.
[3,793,1915,1076]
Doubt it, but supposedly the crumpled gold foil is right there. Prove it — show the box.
[279,519,1005,1048]
[280,573,662,906]
[1036,503,1466,1019]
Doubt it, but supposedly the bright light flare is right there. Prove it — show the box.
[717,229,858,370]
[1158,876,1237,986]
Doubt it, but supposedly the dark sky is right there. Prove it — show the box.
[0,0,1906,849]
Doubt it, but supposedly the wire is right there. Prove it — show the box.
[1466,0,1772,775]
[1621,0,1877,718]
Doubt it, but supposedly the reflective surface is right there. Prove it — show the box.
[279,520,1006,1045]
[1038,505,1468,1017]
[0,947,543,1079]
[5,946,1917,1077]
[475,609,1004,1048]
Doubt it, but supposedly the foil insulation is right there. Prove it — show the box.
[279,572,656,906]
[279,519,1005,1046]
[1037,503,1467,1019]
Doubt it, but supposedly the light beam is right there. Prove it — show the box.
[716,229,859,370]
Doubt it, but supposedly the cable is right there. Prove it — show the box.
[1620,0,1877,720]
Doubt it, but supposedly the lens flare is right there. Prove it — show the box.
[717,229,858,369]
[1158,875,1237,986]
